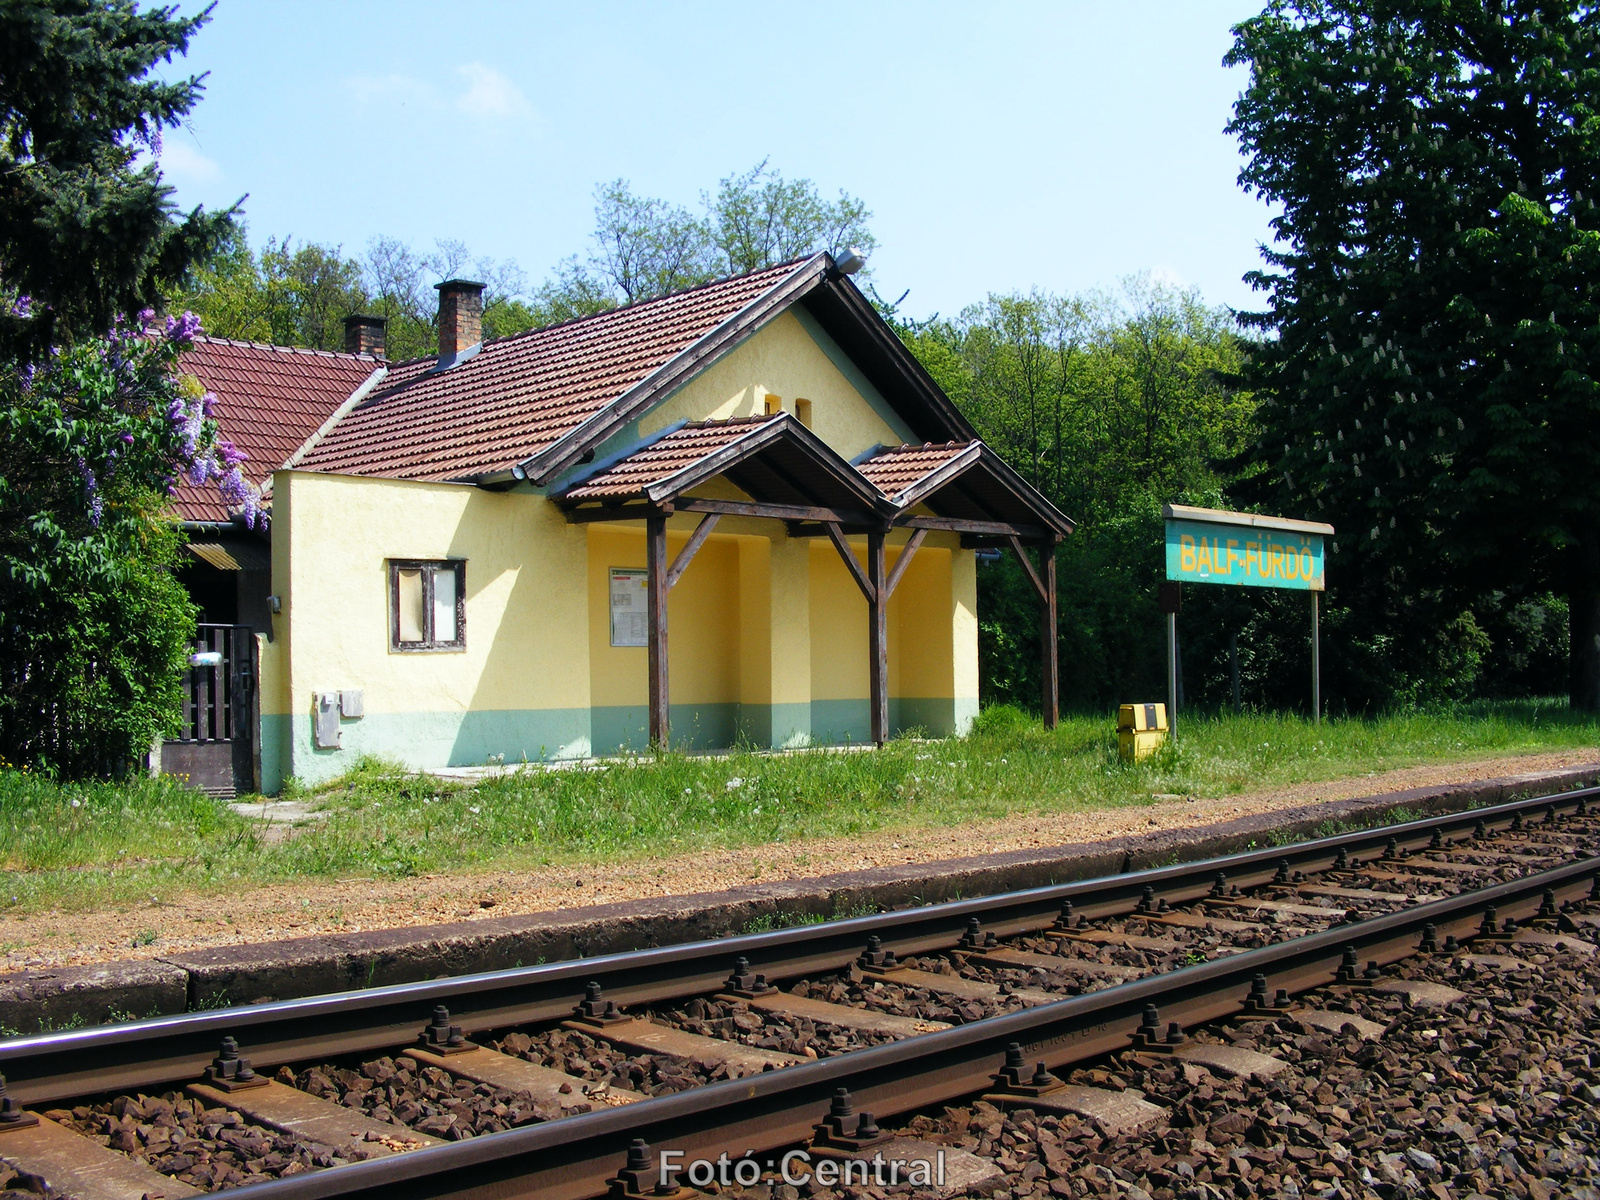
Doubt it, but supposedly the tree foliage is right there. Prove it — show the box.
[0,0,235,360]
[1227,0,1600,706]
[543,160,876,316]
[0,1,246,777]
[176,228,532,361]
[0,319,240,775]
[899,279,1255,709]
[177,162,877,356]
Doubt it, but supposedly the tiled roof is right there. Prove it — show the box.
[856,442,975,501]
[298,260,810,483]
[561,418,776,500]
[171,337,380,522]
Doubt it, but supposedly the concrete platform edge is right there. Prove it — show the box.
[5,762,1597,1033]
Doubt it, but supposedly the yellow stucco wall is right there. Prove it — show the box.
[953,547,980,725]
[893,546,955,700]
[262,469,593,787]
[585,523,741,708]
[640,310,907,459]
[808,541,870,704]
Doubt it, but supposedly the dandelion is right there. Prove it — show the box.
[726,777,744,791]
[70,798,81,808]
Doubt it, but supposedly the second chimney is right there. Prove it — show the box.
[435,279,485,361]
[342,313,387,359]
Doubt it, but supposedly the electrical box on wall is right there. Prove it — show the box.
[313,692,341,749]
[339,689,364,718]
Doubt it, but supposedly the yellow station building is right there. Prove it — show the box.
[166,254,1071,796]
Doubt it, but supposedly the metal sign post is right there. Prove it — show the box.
[1158,581,1182,741]
[1161,504,1335,722]
[1167,613,1178,741]
[1311,591,1320,725]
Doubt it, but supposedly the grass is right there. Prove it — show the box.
[2,698,1596,917]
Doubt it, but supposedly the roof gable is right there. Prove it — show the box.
[294,254,977,488]
[558,415,887,515]
[858,441,1075,537]
[171,337,382,523]
[297,258,821,485]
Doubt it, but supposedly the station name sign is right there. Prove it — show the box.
[1163,504,1334,593]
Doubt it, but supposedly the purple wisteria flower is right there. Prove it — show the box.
[164,311,203,345]
[76,459,103,528]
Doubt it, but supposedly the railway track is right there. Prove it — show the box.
[3,786,1599,1200]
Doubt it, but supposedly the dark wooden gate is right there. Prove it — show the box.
[161,623,254,797]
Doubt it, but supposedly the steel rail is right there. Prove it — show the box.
[2,783,1593,1105]
[187,852,1600,1200]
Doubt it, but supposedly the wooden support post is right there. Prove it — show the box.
[1007,535,1048,602]
[646,513,670,749]
[882,528,928,600]
[666,513,719,591]
[868,529,888,747]
[1040,540,1058,730]
[824,522,875,602]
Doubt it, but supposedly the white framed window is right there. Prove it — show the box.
[390,559,465,651]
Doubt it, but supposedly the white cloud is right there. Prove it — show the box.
[455,63,535,122]
[160,138,221,184]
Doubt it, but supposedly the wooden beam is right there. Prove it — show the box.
[665,514,720,591]
[646,513,670,748]
[824,522,875,602]
[895,513,1049,539]
[783,521,874,538]
[1040,539,1059,730]
[1008,535,1049,604]
[678,496,878,526]
[882,527,928,600]
[562,503,655,524]
[868,529,888,747]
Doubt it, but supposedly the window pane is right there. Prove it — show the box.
[397,569,424,642]
[433,566,458,642]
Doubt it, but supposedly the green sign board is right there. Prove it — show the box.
[1163,504,1332,593]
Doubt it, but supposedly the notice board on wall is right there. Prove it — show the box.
[609,568,649,647]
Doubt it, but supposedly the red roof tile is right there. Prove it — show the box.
[170,338,379,522]
[297,260,810,483]
[856,442,975,500]
[561,418,777,500]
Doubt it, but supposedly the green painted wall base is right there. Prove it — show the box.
[591,704,739,755]
[259,696,982,793]
[268,708,591,792]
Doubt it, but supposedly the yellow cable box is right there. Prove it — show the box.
[1117,703,1168,762]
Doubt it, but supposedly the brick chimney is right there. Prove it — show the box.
[342,313,387,359]
[435,279,485,360]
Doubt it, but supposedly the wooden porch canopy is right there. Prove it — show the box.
[553,415,1074,746]
[857,442,1076,728]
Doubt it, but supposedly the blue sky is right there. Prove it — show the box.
[158,1,1273,320]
